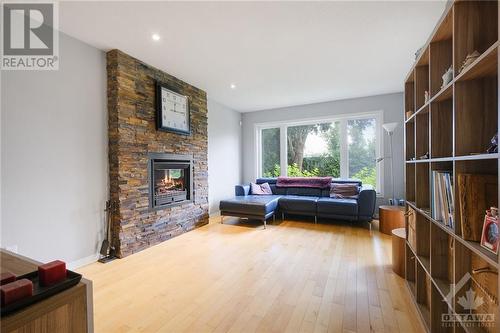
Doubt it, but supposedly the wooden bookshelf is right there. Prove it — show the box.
[403,1,500,332]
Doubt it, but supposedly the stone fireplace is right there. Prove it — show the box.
[107,50,208,258]
[149,153,193,209]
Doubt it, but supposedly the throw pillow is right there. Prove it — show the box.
[330,183,359,199]
[251,182,273,195]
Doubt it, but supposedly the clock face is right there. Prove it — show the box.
[159,87,189,133]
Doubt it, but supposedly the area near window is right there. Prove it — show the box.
[255,111,383,194]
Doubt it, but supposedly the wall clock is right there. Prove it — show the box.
[156,82,190,135]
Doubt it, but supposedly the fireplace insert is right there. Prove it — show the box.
[148,153,193,209]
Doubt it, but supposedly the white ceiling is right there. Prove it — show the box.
[59,1,446,112]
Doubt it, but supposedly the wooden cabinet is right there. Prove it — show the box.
[0,250,93,333]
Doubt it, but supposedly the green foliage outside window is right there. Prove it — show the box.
[261,128,280,176]
[347,119,377,189]
[351,166,376,188]
[261,119,377,190]
[263,163,319,178]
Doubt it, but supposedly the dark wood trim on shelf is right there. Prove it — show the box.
[406,238,456,326]
[405,42,499,125]
[417,254,431,274]
[432,277,451,305]
[455,41,499,82]
[404,1,454,83]
[430,81,453,103]
[407,201,499,269]
[407,235,417,259]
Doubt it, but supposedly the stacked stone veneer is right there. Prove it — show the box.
[107,50,208,258]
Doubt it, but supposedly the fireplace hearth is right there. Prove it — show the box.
[148,153,193,209]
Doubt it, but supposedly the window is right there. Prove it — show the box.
[348,118,377,188]
[286,122,340,177]
[261,127,280,177]
[256,112,382,194]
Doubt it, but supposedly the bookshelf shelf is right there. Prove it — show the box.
[407,199,499,270]
[405,111,417,124]
[431,100,453,158]
[431,82,453,103]
[406,163,416,203]
[454,236,499,269]
[454,153,500,161]
[405,43,497,125]
[416,110,430,159]
[404,2,499,331]
[405,73,415,120]
[455,42,498,83]
[408,201,454,236]
[418,255,431,275]
[432,276,451,303]
[406,154,500,164]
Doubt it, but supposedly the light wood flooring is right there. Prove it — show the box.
[78,217,425,333]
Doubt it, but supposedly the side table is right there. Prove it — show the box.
[379,205,405,235]
[392,228,406,278]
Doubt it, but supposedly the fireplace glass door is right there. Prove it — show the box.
[152,162,190,207]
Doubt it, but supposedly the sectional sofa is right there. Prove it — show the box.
[219,178,377,228]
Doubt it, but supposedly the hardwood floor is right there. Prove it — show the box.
[78,217,425,333]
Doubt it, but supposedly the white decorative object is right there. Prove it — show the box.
[441,66,453,88]
[156,83,190,134]
[459,50,481,74]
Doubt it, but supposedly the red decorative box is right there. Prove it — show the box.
[38,260,67,286]
[0,279,33,306]
[0,272,16,286]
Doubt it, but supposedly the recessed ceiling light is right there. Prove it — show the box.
[152,34,160,41]
[230,83,236,89]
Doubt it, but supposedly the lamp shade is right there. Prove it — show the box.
[382,122,398,133]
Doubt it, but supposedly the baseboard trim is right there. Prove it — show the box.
[68,253,99,270]
[209,210,221,218]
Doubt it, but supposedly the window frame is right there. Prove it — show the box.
[254,110,384,196]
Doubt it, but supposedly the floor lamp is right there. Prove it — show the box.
[379,122,399,205]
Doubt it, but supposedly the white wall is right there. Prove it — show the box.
[1,33,107,267]
[241,93,404,205]
[208,99,242,215]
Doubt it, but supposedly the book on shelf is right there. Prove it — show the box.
[431,171,454,228]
